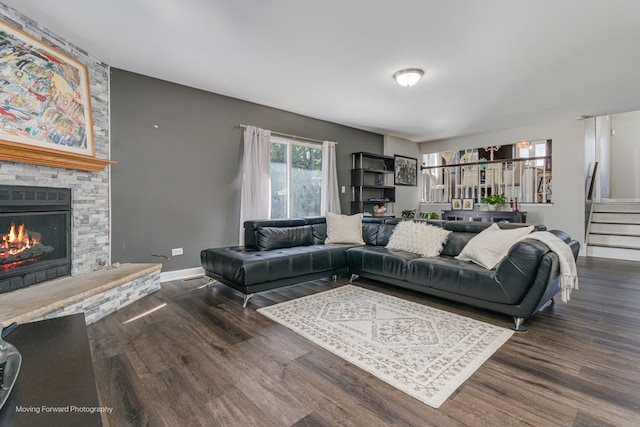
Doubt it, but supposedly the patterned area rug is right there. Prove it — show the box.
[258,285,513,408]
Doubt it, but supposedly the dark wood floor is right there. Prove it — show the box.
[88,257,640,427]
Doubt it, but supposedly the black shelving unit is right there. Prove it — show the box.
[351,152,396,216]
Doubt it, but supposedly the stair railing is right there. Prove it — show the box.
[585,162,599,240]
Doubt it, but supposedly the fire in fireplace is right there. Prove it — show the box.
[0,185,71,294]
[1,222,54,271]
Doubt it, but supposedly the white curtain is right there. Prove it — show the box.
[321,140,341,214]
[239,126,271,243]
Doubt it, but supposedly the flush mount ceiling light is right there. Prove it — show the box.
[393,68,424,87]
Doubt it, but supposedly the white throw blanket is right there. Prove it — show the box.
[525,231,578,302]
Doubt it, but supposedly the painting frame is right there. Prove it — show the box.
[451,198,463,210]
[0,19,95,158]
[394,155,418,186]
[462,198,474,210]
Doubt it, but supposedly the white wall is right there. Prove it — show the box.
[584,117,596,199]
[610,111,640,199]
[419,119,585,245]
[596,116,612,200]
[384,135,421,216]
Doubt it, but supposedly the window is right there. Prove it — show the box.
[515,140,549,168]
[424,152,441,181]
[269,136,323,218]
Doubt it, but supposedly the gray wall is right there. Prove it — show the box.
[384,135,421,215]
[110,69,383,272]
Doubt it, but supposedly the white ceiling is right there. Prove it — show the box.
[7,0,640,142]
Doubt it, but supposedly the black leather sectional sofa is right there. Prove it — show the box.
[200,217,579,330]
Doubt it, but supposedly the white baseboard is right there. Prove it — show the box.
[586,246,640,262]
[160,267,205,283]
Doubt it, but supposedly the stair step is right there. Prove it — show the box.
[591,212,640,224]
[588,202,640,261]
[594,202,640,213]
[590,223,640,235]
[586,245,640,262]
[587,234,640,249]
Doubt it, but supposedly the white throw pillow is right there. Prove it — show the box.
[455,223,535,269]
[324,212,365,245]
[386,221,452,257]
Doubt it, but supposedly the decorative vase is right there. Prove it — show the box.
[373,205,387,217]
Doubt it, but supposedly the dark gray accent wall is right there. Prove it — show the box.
[110,68,383,271]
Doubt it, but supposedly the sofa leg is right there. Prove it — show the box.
[508,317,528,333]
[243,293,254,308]
[206,278,217,287]
[349,273,359,283]
[332,274,337,282]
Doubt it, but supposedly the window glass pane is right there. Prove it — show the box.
[291,144,322,217]
[270,142,287,219]
[518,147,529,158]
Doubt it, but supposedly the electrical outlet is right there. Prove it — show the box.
[341,185,346,193]
[171,247,183,256]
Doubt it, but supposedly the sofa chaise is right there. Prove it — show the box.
[200,216,579,330]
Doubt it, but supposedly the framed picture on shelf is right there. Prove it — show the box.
[394,155,418,186]
[462,198,474,210]
[451,198,462,210]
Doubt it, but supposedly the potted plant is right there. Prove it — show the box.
[401,210,439,219]
[420,212,439,219]
[481,193,507,211]
[401,209,416,219]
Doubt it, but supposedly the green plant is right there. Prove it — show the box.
[481,193,507,206]
[420,212,439,219]
[401,209,416,219]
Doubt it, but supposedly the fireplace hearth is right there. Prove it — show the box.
[0,186,71,294]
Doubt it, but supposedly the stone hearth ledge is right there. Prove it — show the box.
[0,263,162,326]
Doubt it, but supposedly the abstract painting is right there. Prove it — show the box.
[0,19,94,156]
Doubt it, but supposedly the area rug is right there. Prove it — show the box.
[258,285,513,408]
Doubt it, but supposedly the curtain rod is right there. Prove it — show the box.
[237,124,336,145]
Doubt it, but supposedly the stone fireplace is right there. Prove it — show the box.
[0,185,71,293]
[0,4,161,326]
[0,3,111,277]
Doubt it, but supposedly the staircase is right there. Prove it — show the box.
[587,201,640,261]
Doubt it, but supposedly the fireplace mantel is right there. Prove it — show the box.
[0,140,114,172]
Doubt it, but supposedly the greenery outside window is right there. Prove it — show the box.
[270,136,322,218]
